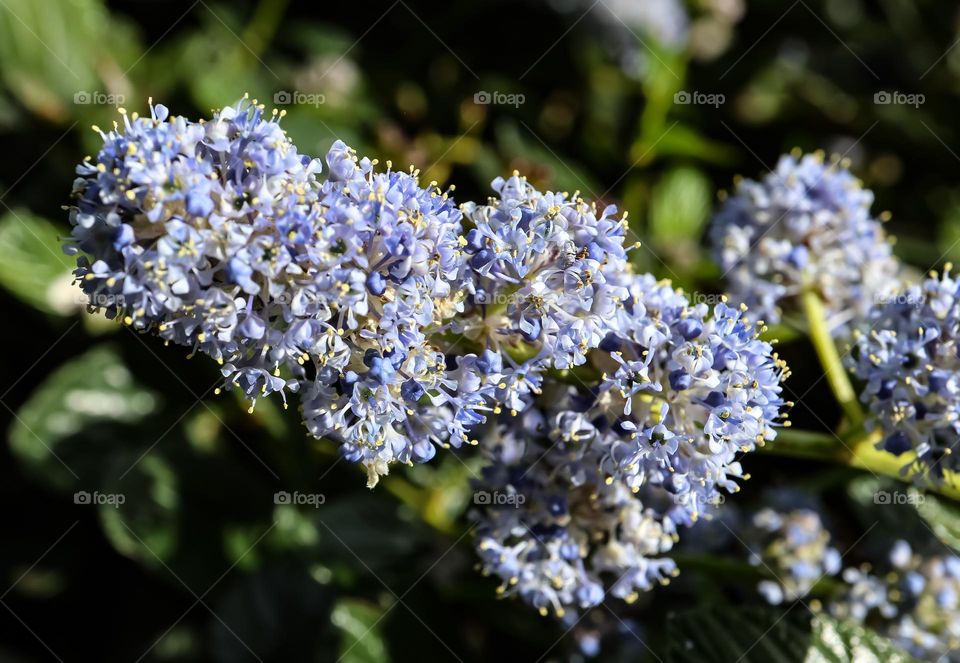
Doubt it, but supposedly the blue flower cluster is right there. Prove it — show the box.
[745,506,841,604]
[66,100,788,614]
[711,152,900,334]
[833,540,960,661]
[744,505,960,661]
[471,274,788,614]
[848,267,960,480]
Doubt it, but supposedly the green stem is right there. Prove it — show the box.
[766,428,960,502]
[800,286,863,428]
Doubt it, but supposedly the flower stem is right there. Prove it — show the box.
[800,286,863,428]
[765,428,960,502]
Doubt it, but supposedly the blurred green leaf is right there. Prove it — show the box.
[333,598,390,663]
[0,0,110,121]
[915,493,960,554]
[9,344,158,490]
[666,605,917,662]
[99,454,180,568]
[0,210,75,315]
[648,167,712,244]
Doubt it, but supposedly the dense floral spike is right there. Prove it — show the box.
[847,267,960,480]
[297,141,484,485]
[67,103,794,622]
[746,507,841,604]
[710,152,900,334]
[471,393,679,617]
[65,100,493,486]
[597,274,789,528]
[67,98,322,408]
[471,273,788,614]
[460,173,631,372]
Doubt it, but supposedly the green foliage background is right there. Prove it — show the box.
[1,0,960,660]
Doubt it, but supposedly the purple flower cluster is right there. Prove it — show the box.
[471,274,787,614]
[711,152,900,335]
[66,100,789,614]
[741,504,960,662]
[848,268,960,480]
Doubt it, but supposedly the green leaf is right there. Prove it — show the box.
[648,167,712,244]
[0,211,75,315]
[0,0,106,121]
[332,598,390,663]
[915,493,960,554]
[666,606,917,663]
[98,453,180,569]
[8,344,158,490]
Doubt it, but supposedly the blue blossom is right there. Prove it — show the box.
[745,506,841,604]
[596,273,789,527]
[831,540,960,661]
[848,267,960,480]
[460,173,631,373]
[710,152,900,334]
[471,273,789,614]
[471,399,678,617]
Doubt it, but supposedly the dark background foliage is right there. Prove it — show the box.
[1,0,959,660]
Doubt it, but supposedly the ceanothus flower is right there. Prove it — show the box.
[66,97,322,408]
[471,273,789,614]
[848,267,960,480]
[65,99,498,486]
[710,152,900,334]
[745,506,841,605]
[593,273,790,527]
[459,173,632,373]
[297,142,499,485]
[471,393,678,618]
[831,540,960,662]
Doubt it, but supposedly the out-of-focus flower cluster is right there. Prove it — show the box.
[741,503,960,662]
[745,506,841,604]
[848,267,960,481]
[711,152,900,335]
[66,100,789,617]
